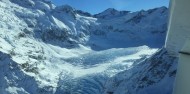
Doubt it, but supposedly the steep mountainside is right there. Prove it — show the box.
[103,49,177,94]
[0,0,171,94]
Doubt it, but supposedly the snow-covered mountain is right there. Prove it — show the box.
[0,0,172,94]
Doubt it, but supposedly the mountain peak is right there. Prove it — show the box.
[95,8,119,16]
[104,8,118,13]
[54,4,75,13]
[94,8,130,19]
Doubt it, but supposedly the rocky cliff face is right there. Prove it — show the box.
[103,49,177,94]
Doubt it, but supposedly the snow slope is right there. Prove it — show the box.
[0,0,170,94]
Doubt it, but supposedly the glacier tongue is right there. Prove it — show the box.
[52,46,158,94]
[0,40,157,94]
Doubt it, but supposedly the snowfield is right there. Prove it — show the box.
[0,0,176,94]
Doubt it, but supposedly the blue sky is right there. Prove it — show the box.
[50,0,169,14]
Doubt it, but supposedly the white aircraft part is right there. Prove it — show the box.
[166,0,190,93]
[173,39,190,94]
[165,0,190,56]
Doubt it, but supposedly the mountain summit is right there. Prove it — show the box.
[94,8,130,19]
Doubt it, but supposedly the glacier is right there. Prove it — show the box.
[0,0,174,94]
